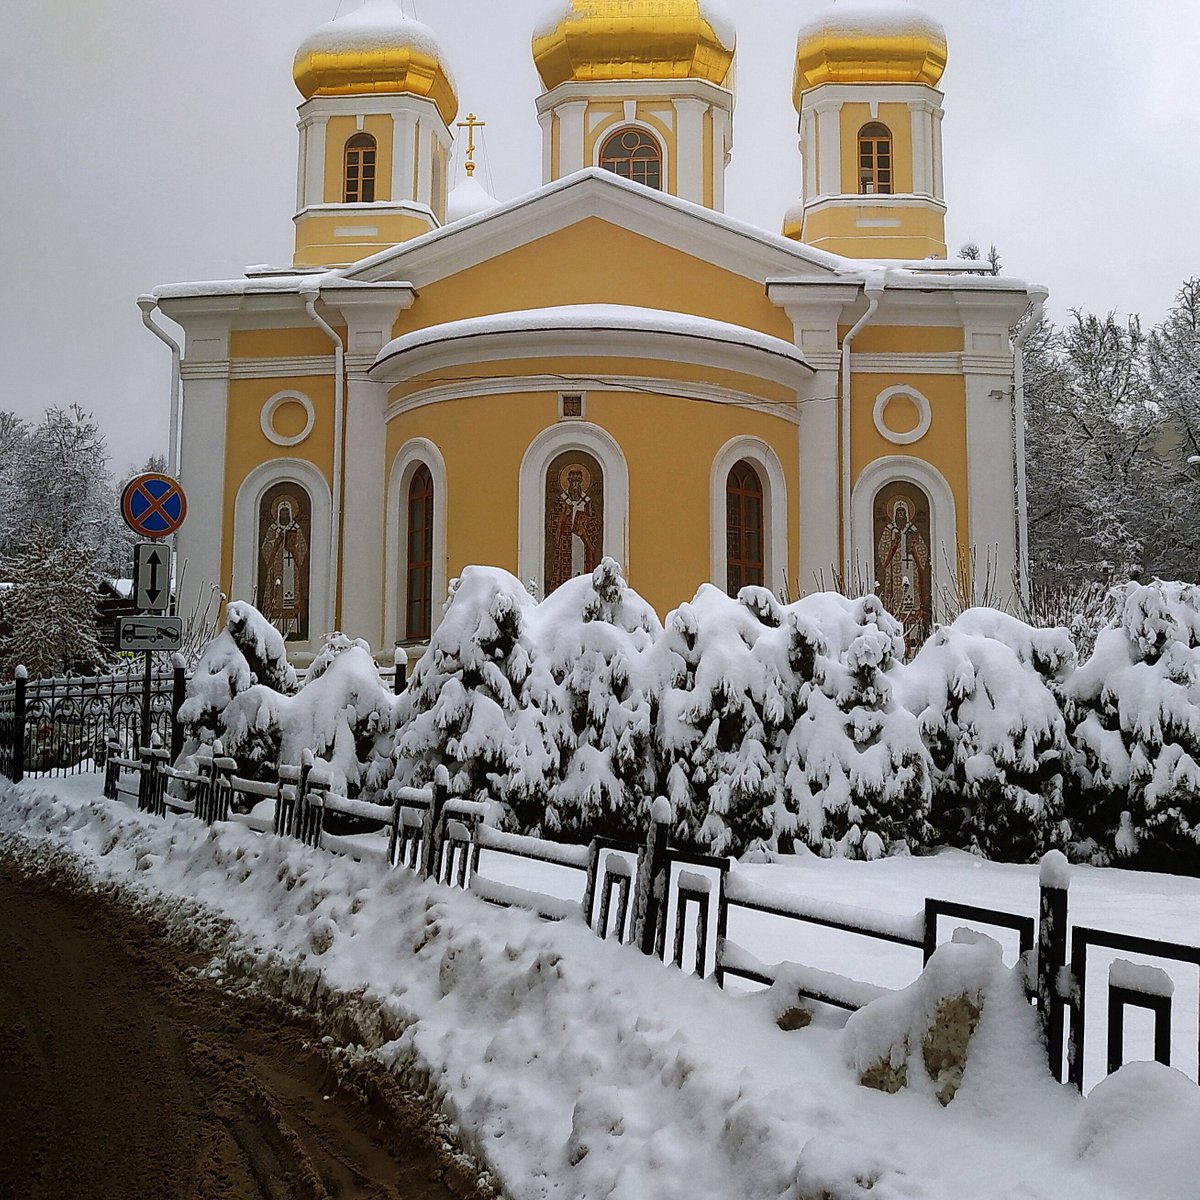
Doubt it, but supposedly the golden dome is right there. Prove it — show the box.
[293,0,458,126]
[533,1,736,92]
[793,0,947,108]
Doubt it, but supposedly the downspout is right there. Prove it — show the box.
[137,296,182,476]
[840,272,886,583]
[1011,290,1047,609]
[302,286,346,631]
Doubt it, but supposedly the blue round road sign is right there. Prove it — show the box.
[121,473,187,539]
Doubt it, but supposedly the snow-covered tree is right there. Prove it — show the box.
[783,593,932,859]
[537,558,661,841]
[899,610,1075,861]
[1065,580,1200,873]
[0,537,105,680]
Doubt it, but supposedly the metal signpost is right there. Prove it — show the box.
[119,473,188,748]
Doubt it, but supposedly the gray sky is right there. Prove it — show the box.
[2,0,1197,473]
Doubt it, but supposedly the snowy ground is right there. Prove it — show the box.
[2,774,1199,1200]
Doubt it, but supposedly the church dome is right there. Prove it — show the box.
[293,0,458,126]
[793,0,947,108]
[532,1,736,92]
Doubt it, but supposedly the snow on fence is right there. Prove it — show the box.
[91,748,1200,1095]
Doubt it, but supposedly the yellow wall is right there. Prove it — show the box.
[294,210,435,268]
[803,201,946,260]
[391,217,797,344]
[323,115,394,204]
[220,375,337,596]
[387,387,799,617]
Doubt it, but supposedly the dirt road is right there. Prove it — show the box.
[0,850,494,1200]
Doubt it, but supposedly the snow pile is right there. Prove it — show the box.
[0,781,1173,1200]
[446,176,500,224]
[1066,581,1200,870]
[294,0,450,71]
[900,609,1075,860]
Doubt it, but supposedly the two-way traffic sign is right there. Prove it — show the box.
[118,616,182,652]
[134,542,171,612]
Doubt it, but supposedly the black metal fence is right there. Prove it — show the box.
[0,666,185,782]
[99,746,1200,1095]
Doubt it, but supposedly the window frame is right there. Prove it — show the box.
[343,132,378,204]
[598,126,664,192]
[858,122,894,196]
[405,464,434,642]
[725,460,765,596]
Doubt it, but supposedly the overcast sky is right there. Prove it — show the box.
[2,0,1198,473]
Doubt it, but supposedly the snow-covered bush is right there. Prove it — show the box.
[783,593,932,859]
[1066,580,1200,871]
[899,610,1075,862]
[175,600,296,761]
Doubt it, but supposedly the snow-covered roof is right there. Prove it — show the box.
[375,304,812,371]
[797,0,945,42]
[446,175,501,224]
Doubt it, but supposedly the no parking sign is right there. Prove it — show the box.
[120,473,187,539]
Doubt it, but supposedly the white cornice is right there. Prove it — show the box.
[851,352,964,375]
[385,374,800,426]
[228,355,335,380]
[536,77,733,116]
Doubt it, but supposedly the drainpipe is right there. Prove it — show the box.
[137,296,182,476]
[1011,290,1047,609]
[840,272,886,583]
[302,286,345,630]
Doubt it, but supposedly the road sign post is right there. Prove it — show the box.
[119,473,188,757]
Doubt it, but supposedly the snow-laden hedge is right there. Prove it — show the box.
[180,569,1200,871]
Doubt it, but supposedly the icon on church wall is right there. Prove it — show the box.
[545,451,603,594]
[873,481,932,650]
[258,482,311,640]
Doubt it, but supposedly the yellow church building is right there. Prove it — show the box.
[143,0,1046,661]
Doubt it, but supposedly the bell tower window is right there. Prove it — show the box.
[858,123,893,195]
[599,128,663,191]
[344,133,377,204]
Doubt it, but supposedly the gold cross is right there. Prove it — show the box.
[456,112,486,177]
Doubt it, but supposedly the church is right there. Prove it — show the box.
[144,0,1046,663]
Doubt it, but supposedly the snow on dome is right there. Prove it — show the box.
[794,0,947,106]
[293,0,458,125]
[532,0,736,92]
[446,175,500,224]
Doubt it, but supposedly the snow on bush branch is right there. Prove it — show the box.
[180,568,1200,871]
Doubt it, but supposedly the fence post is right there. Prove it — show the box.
[1037,849,1071,1083]
[422,768,449,880]
[635,798,672,958]
[393,646,408,696]
[11,665,27,785]
[170,655,186,764]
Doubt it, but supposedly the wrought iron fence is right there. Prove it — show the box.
[0,667,185,781]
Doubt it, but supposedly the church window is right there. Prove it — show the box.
[726,460,764,595]
[858,123,893,195]
[599,128,663,191]
[406,465,434,641]
[258,482,312,641]
[545,450,604,594]
[873,480,933,652]
[344,133,377,204]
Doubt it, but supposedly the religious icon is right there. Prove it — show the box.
[258,483,311,640]
[874,483,932,651]
[545,450,603,594]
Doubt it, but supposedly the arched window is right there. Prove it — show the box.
[406,465,434,641]
[545,450,604,594]
[599,128,663,191]
[258,482,312,641]
[858,123,893,195]
[873,481,933,651]
[726,460,764,595]
[343,133,377,204]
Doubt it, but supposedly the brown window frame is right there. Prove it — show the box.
[858,123,893,195]
[726,460,765,596]
[598,127,663,191]
[343,132,377,204]
[406,465,434,641]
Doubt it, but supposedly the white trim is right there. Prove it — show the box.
[230,355,334,380]
[518,423,629,598]
[232,458,333,655]
[710,438,789,598]
[872,385,931,446]
[385,439,448,648]
[260,390,316,447]
[850,456,958,620]
[385,374,800,426]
